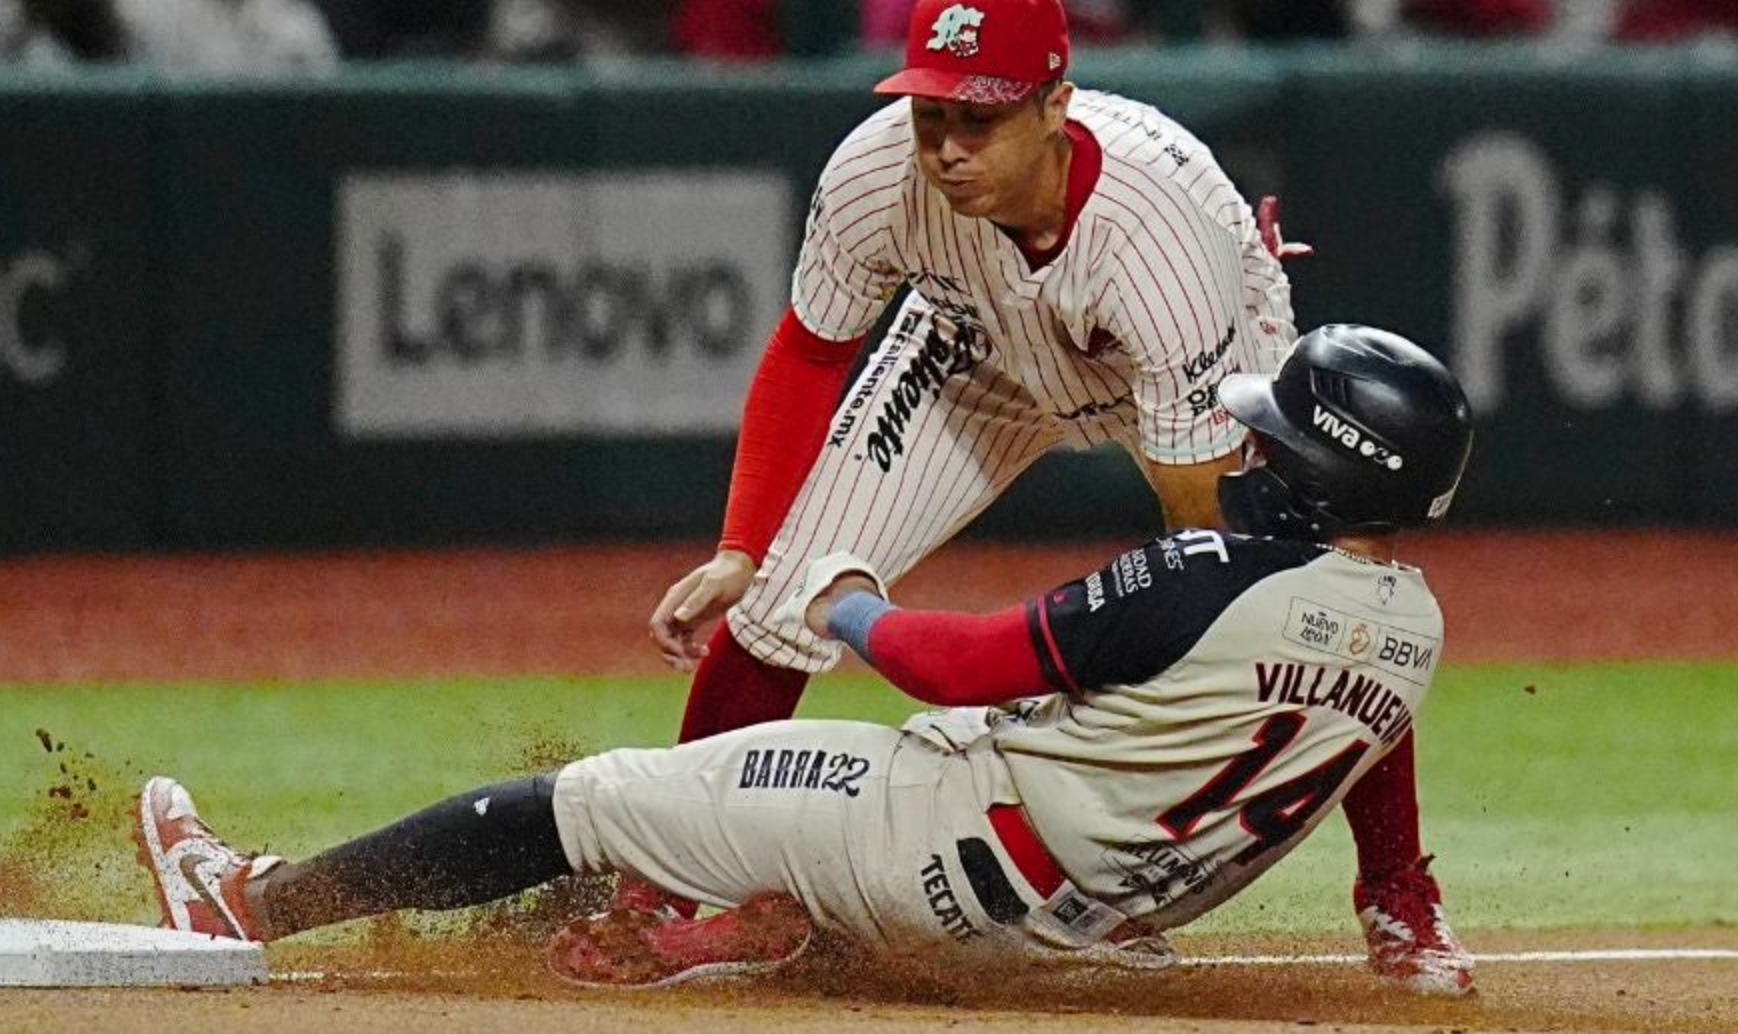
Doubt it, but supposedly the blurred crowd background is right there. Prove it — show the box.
[3,0,1736,74]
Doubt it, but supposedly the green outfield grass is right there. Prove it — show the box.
[2,663,1733,936]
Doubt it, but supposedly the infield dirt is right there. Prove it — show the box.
[2,928,1736,1034]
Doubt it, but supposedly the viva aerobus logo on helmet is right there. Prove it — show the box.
[1312,405,1405,472]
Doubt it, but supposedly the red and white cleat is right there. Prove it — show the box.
[609,873,699,923]
[135,777,280,942]
[1354,856,1475,997]
[547,892,812,989]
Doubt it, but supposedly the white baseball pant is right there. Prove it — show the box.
[551,719,1048,959]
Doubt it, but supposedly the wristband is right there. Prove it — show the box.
[828,592,895,659]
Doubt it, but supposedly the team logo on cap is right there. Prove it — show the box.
[928,4,985,58]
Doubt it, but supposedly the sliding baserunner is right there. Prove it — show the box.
[136,326,1474,995]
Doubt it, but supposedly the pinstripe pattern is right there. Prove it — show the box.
[738,90,1298,670]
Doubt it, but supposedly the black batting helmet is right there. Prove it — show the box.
[1216,325,1473,541]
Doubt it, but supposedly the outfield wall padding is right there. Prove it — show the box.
[0,50,1734,552]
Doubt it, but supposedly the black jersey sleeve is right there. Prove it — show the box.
[1024,530,1322,694]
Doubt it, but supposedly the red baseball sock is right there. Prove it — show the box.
[1342,732,1424,880]
[678,625,811,743]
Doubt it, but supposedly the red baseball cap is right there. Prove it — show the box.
[874,0,1070,106]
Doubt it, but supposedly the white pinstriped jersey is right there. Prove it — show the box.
[792,89,1296,464]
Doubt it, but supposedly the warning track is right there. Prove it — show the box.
[2,531,1736,684]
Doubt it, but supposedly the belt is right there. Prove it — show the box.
[955,803,1128,946]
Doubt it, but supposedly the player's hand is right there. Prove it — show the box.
[1257,196,1314,262]
[649,550,756,672]
[802,573,883,638]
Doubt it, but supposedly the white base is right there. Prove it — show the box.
[0,919,267,987]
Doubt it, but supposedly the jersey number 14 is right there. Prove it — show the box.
[1157,712,1369,865]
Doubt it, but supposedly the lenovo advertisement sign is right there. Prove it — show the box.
[335,172,792,438]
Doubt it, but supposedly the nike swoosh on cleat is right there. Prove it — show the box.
[178,852,246,939]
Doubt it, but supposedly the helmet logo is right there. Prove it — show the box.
[1311,404,1404,471]
[928,4,985,58]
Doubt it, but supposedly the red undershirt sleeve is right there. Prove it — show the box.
[717,308,863,565]
[863,605,1051,707]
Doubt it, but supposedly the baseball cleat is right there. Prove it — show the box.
[1354,855,1475,997]
[547,892,812,989]
[609,873,700,923]
[134,777,280,942]
[1026,929,1178,974]
[1097,931,1178,971]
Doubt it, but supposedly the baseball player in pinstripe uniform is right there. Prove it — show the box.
[629,0,1471,996]
[135,326,1475,995]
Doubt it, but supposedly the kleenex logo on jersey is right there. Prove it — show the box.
[1283,598,1439,684]
[1312,404,1404,471]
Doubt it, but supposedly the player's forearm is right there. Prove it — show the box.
[717,309,861,564]
[827,594,1049,706]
